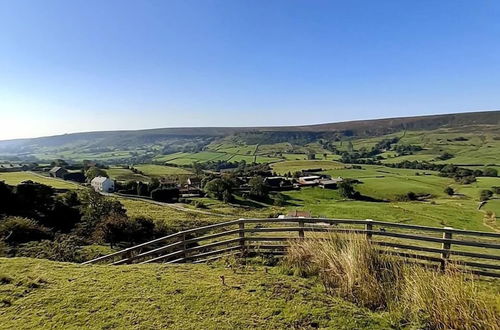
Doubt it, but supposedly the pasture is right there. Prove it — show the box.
[0,171,80,190]
[106,167,150,182]
[271,160,344,174]
[0,258,391,329]
[134,164,192,176]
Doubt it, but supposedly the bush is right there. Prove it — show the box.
[395,192,418,202]
[479,190,493,201]
[193,200,207,209]
[16,234,83,262]
[151,188,179,202]
[483,168,498,177]
[93,214,155,248]
[273,193,287,206]
[338,181,356,199]
[0,217,51,245]
[492,186,500,194]
[444,187,454,196]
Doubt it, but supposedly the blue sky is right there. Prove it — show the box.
[1,0,499,140]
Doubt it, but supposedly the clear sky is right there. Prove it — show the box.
[1,0,500,140]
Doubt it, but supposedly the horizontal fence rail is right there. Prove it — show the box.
[83,218,500,278]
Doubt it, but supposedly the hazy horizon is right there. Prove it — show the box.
[2,1,500,140]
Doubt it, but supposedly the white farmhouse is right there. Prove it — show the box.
[91,176,115,193]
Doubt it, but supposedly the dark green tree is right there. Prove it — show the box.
[248,176,269,200]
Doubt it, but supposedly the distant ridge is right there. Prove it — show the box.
[0,110,499,152]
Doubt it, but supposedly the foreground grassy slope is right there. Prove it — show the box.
[0,258,390,329]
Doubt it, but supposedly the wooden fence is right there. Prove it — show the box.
[83,218,500,277]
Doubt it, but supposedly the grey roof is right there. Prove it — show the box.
[91,176,111,184]
[49,166,65,173]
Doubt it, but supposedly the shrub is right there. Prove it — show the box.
[248,176,269,200]
[444,187,454,196]
[273,193,287,206]
[151,188,179,202]
[93,214,156,248]
[436,152,454,160]
[479,190,493,201]
[483,168,498,177]
[193,200,207,209]
[16,234,84,262]
[338,181,356,199]
[0,217,51,245]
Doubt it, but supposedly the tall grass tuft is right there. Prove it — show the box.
[283,233,499,329]
[399,266,499,330]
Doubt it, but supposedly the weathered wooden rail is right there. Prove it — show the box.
[83,218,500,277]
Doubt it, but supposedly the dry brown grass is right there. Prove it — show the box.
[283,233,500,329]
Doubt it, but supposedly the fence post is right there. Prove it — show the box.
[238,219,246,254]
[441,227,453,271]
[298,220,305,239]
[181,233,187,263]
[365,219,373,240]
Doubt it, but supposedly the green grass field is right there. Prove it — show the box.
[106,167,151,181]
[134,164,192,176]
[272,160,344,174]
[0,258,391,329]
[0,172,80,190]
[281,187,489,230]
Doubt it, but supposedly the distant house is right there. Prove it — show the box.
[298,175,321,186]
[286,210,312,218]
[187,177,202,188]
[319,177,343,189]
[49,166,68,178]
[91,176,115,193]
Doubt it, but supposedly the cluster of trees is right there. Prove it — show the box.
[202,174,271,203]
[387,161,497,183]
[0,181,171,262]
[117,179,180,202]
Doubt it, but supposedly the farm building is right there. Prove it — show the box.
[91,176,115,193]
[49,166,68,178]
[298,175,321,186]
[187,177,202,188]
[319,177,343,189]
[264,177,294,190]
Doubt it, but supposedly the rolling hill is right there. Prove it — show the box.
[0,110,499,164]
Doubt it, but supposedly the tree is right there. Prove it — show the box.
[248,176,269,200]
[85,167,108,181]
[479,190,493,202]
[137,182,149,196]
[50,159,68,167]
[338,181,356,199]
[347,141,354,152]
[151,188,179,202]
[273,193,287,206]
[77,189,126,238]
[204,178,234,202]
[483,168,498,177]
[444,187,454,196]
[192,162,204,176]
